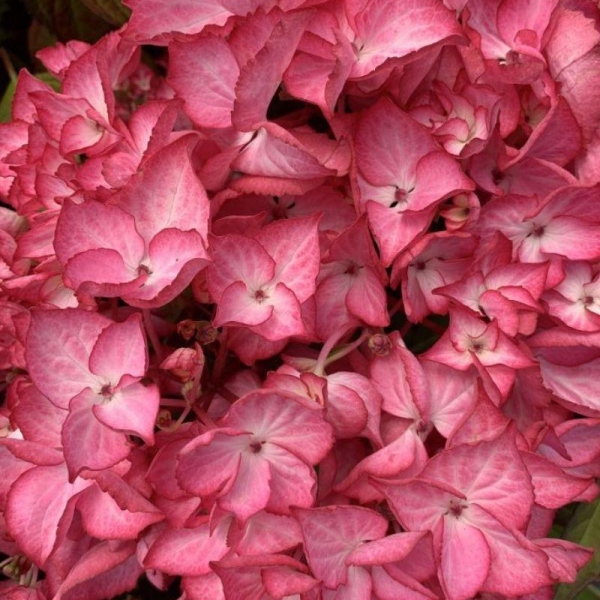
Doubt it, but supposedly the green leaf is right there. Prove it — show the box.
[35,71,61,91]
[78,0,130,26]
[0,71,59,123]
[555,498,600,600]
[576,586,600,600]
[0,76,16,122]
[22,0,114,43]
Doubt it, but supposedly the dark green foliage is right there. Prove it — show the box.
[78,0,130,26]
[555,498,600,600]
[21,0,114,42]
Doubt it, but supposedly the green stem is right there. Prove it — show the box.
[142,309,165,362]
[0,48,17,82]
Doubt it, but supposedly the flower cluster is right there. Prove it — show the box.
[1,0,600,598]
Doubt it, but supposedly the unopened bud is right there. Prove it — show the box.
[191,273,211,304]
[177,319,199,341]
[160,345,205,382]
[368,333,392,356]
[156,409,173,429]
[197,321,218,345]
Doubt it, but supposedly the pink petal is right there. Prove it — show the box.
[539,216,600,260]
[76,483,163,540]
[440,517,490,600]
[54,199,145,267]
[88,314,148,381]
[256,215,321,302]
[218,450,273,521]
[11,383,66,447]
[6,463,89,566]
[422,431,534,531]
[262,565,319,597]
[212,555,314,600]
[182,573,224,600]
[537,352,600,415]
[63,389,132,477]
[144,517,230,575]
[324,376,369,439]
[124,0,260,41]
[371,564,437,600]
[224,390,333,465]
[93,381,160,445]
[230,512,303,555]
[351,0,463,77]
[52,540,141,600]
[115,136,210,243]
[176,429,249,496]
[60,114,104,155]
[468,505,553,596]
[168,35,239,128]
[366,203,434,266]
[64,248,147,297]
[26,309,109,409]
[327,372,382,444]
[322,565,372,599]
[260,443,318,514]
[208,234,276,299]
[347,266,389,326]
[249,282,306,341]
[371,341,428,419]
[294,505,388,588]
[338,430,428,503]
[125,228,210,307]
[422,360,478,438]
[355,98,435,188]
[232,10,311,131]
[214,280,274,328]
[346,531,429,566]
[233,124,336,180]
[521,452,594,509]
[375,478,466,532]
[535,538,593,582]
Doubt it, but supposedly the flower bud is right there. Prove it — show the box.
[160,344,205,382]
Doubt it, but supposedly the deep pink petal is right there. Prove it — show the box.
[124,0,260,41]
